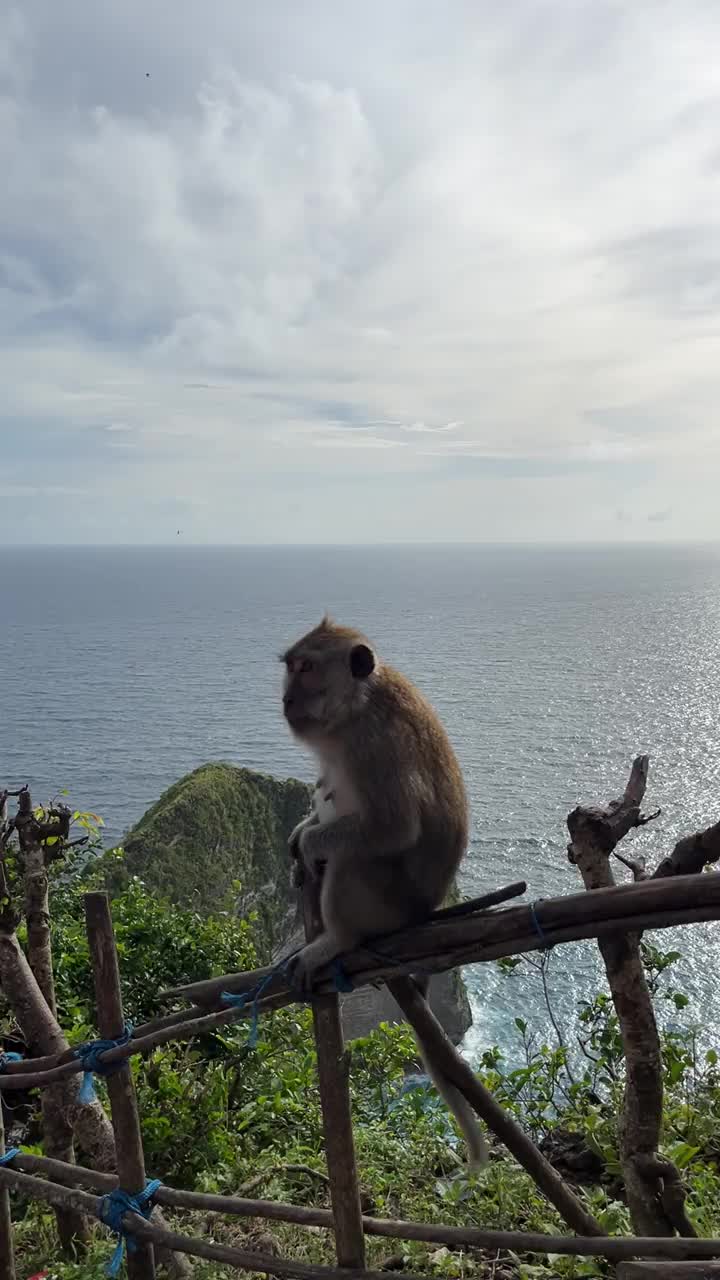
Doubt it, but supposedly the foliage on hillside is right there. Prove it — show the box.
[5,846,720,1280]
[103,763,311,958]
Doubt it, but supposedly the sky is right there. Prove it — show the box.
[1,1,719,545]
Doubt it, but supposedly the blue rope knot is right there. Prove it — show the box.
[0,1148,19,1166]
[221,952,355,1048]
[98,1179,161,1277]
[0,1052,23,1073]
[74,1023,133,1104]
[221,970,278,1048]
[331,958,354,992]
[529,899,551,949]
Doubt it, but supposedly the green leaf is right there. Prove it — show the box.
[668,1142,700,1169]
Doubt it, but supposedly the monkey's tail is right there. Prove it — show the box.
[386,975,488,1172]
[415,1041,489,1170]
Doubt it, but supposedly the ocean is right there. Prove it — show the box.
[2,543,719,1062]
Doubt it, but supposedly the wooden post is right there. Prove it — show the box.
[301,878,366,1269]
[16,788,57,1015]
[568,757,689,1238]
[15,788,88,1255]
[0,1097,16,1280]
[84,893,156,1280]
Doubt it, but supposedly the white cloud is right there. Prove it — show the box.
[1,0,719,542]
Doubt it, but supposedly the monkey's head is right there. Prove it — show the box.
[280,616,377,739]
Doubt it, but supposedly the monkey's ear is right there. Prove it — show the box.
[350,643,375,679]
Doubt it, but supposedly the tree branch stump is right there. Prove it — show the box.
[568,755,691,1238]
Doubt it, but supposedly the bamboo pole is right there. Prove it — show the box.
[159,871,720,1008]
[618,1266,720,1280]
[0,1165,427,1280]
[300,876,366,1269]
[2,876,720,1092]
[4,1159,720,1264]
[84,893,156,1280]
[0,1100,15,1280]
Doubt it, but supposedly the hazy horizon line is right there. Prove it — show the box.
[2,538,718,552]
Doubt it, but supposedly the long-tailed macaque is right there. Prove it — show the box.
[281,616,487,1169]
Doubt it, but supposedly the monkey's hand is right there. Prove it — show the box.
[288,814,318,890]
[289,854,304,889]
[288,812,318,857]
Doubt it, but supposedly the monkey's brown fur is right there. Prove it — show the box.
[280,616,487,1169]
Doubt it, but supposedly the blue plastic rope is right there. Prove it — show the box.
[74,1024,133,1104]
[98,1179,162,1277]
[529,899,550,948]
[331,958,354,992]
[0,1149,19,1166]
[221,970,278,1048]
[0,1052,23,1073]
[221,950,354,1046]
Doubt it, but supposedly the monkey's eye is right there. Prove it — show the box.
[300,659,313,673]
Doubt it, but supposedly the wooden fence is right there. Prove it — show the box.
[0,757,719,1280]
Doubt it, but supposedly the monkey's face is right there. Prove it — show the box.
[281,620,376,739]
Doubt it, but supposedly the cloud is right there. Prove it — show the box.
[1,1,719,542]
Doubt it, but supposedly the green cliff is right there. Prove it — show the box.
[112,762,310,958]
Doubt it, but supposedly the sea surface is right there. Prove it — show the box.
[2,543,720,1064]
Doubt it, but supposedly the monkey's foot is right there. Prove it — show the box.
[283,951,318,996]
[284,934,340,996]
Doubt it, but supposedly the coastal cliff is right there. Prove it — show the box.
[113,762,472,1044]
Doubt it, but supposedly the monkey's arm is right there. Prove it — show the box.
[288,811,319,855]
[288,812,321,887]
[299,809,420,863]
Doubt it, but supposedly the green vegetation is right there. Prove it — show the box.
[106,763,311,957]
[5,841,720,1280]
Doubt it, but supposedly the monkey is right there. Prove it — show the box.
[280,615,488,1170]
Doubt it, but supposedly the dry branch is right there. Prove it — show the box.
[15,788,63,1013]
[11,787,88,1252]
[0,1081,16,1280]
[0,788,118,1174]
[567,756,697,1238]
[653,821,720,880]
[4,1156,720,1264]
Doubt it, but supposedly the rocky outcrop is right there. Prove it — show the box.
[110,763,310,958]
[113,761,472,1044]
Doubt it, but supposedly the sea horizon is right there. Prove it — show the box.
[3,541,720,1063]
